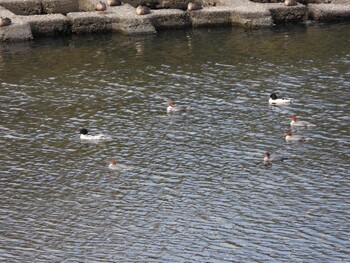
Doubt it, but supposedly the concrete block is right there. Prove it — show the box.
[114,18,156,34]
[268,3,308,23]
[150,9,190,29]
[231,8,274,28]
[41,0,79,15]
[17,14,70,36]
[188,6,232,27]
[106,4,156,34]
[67,11,114,33]
[0,0,42,15]
[308,3,350,21]
[0,21,33,41]
[0,5,15,16]
[78,0,102,12]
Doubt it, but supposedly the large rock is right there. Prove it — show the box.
[0,21,33,41]
[308,3,350,21]
[150,8,190,29]
[268,3,308,23]
[41,0,79,15]
[16,14,71,36]
[0,0,42,15]
[106,4,156,34]
[188,6,232,27]
[67,11,114,33]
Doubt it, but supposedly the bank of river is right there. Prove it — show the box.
[1,0,350,42]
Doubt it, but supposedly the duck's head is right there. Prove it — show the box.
[290,115,297,121]
[270,93,278,100]
[109,159,117,165]
[264,152,271,158]
[80,128,88,135]
[284,130,292,136]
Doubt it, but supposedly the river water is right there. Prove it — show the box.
[1,22,349,262]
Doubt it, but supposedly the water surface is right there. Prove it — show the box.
[0,23,350,262]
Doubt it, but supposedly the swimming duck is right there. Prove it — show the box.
[167,100,187,114]
[269,93,293,105]
[290,115,316,128]
[136,5,150,15]
[284,130,312,142]
[107,0,122,6]
[108,159,127,170]
[0,17,12,27]
[187,2,203,11]
[263,152,288,163]
[79,128,106,140]
[96,1,107,12]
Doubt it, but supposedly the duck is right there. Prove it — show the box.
[0,17,12,27]
[284,0,297,6]
[136,5,150,15]
[167,100,187,114]
[79,128,106,140]
[187,2,203,11]
[108,159,127,170]
[107,0,122,6]
[284,130,312,142]
[269,93,293,105]
[290,115,316,128]
[263,152,288,163]
[96,1,107,12]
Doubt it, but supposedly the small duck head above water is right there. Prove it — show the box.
[263,152,271,162]
[284,130,293,137]
[80,128,89,135]
[270,93,278,100]
[109,159,117,166]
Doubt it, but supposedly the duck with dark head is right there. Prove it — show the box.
[0,17,12,27]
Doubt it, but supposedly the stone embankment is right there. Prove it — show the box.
[0,0,349,41]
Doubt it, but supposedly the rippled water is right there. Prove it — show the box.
[1,23,350,262]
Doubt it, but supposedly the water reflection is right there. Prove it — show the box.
[0,23,350,262]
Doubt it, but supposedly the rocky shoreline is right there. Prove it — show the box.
[1,0,349,42]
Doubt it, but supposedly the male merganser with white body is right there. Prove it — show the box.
[108,159,127,170]
[167,100,187,114]
[263,152,288,163]
[284,130,312,142]
[290,115,316,128]
[80,128,106,140]
[269,93,293,105]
